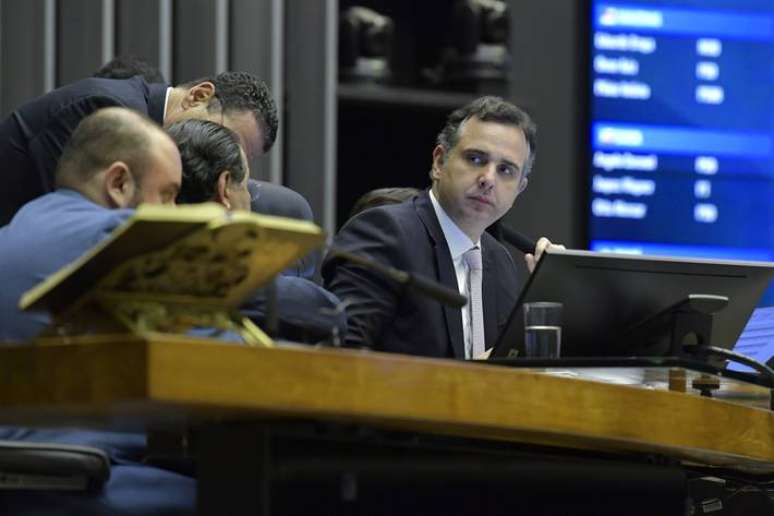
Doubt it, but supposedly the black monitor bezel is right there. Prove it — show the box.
[491,248,774,360]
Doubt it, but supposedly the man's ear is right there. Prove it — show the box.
[215,170,232,210]
[181,81,216,110]
[518,176,529,194]
[430,145,446,181]
[104,162,135,208]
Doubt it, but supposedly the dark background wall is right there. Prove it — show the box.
[0,0,588,256]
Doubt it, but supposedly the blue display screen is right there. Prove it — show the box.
[588,0,774,306]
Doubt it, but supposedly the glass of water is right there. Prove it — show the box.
[523,302,563,358]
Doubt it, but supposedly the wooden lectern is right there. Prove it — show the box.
[20,203,325,347]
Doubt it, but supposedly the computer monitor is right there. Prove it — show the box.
[492,249,774,359]
[728,306,774,372]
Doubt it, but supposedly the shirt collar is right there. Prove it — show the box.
[429,189,480,260]
[162,87,172,124]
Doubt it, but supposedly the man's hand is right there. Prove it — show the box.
[524,237,565,273]
[473,348,492,360]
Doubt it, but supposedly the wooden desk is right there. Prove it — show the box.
[1,335,772,514]
[0,335,771,474]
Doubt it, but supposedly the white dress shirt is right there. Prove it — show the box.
[429,190,481,359]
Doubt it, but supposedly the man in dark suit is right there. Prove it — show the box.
[322,96,555,358]
[89,56,321,278]
[248,179,319,278]
[167,118,346,342]
[0,70,277,225]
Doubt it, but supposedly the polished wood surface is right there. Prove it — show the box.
[0,335,772,473]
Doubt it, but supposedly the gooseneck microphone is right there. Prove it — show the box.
[328,249,468,309]
[497,224,536,254]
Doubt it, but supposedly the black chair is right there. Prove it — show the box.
[0,440,110,491]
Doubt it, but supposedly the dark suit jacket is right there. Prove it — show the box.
[322,190,520,358]
[0,76,167,225]
[248,178,318,279]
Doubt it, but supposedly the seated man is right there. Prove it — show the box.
[348,186,421,219]
[322,96,556,358]
[167,119,346,342]
[0,69,277,225]
[0,107,194,514]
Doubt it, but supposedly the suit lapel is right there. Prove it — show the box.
[415,192,465,359]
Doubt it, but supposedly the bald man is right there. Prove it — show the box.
[0,107,195,516]
[0,107,181,340]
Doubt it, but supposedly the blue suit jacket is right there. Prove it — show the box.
[322,190,520,358]
[0,190,195,514]
[0,190,341,514]
[0,189,134,341]
[0,76,167,225]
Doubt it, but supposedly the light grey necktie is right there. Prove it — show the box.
[463,247,485,359]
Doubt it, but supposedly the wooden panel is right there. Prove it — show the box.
[172,0,218,82]
[0,0,52,117]
[0,336,771,472]
[284,0,337,233]
[57,0,110,86]
[230,0,282,183]
[115,0,163,77]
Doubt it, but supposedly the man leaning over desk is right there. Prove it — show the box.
[323,96,560,359]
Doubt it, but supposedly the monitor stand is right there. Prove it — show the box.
[624,294,729,359]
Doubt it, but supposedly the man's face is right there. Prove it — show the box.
[165,82,267,160]
[131,133,182,207]
[226,149,252,212]
[431,117,530,241]
[167,103,264,161]
[219,110,264,161]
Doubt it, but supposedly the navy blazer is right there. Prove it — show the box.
[248,178,318,279]
[0,76,167,225]
[322,190,520,358]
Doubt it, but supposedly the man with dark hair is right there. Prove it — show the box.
[168,72,278,157]
[167,119,346,341]
[94,55,167,83]
[348,186,421,219]
[169,116,319,278]
[0,70,277,225]
[323,96,557,358]
[170,119,251,210]
[0,107,182,340]
[0,107,193,515]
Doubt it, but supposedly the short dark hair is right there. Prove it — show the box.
[94,55,166,83]
[167,119,246,204]
[55,107,156,185]
[183,72,278,153]
[436,96,537,175]
[349,187,420,219]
